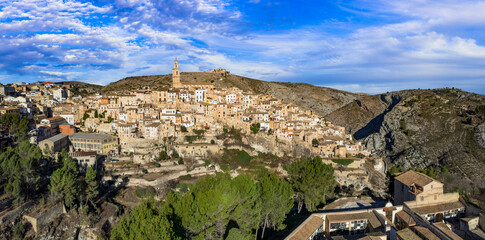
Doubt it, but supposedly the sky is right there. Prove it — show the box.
[1,0,485,94]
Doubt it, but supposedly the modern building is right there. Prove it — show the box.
[69,133,118,155]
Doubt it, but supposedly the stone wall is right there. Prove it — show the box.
[23,203,66,233]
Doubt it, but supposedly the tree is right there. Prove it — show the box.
[0,141,43,205]
[0,113,30,140]
[286,156,336,213]
[94,110,98,118]
[16,117,29,141]
[5,178,23,206]
[111,199,180,240]
[180,125,187,132]
[312,138,319,147]
[173,173,238,239]
[257,170,294,239]
[83,112,89,121]
[49,154,80,208]
[226,228,252,240]
[230,174,262,235]
[85,167,98,205]
[250,123,260,134]
[49,168,79,208]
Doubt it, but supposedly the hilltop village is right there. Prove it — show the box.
[1,60,371,167]
[1,61,484,239]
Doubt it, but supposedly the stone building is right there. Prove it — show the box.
[172,59,182,88]
[394,171,444,206]
[69,151,97,172]
[38,133,69,155]
[69,133,118,155]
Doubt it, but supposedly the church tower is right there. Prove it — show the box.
[172,59,182,88]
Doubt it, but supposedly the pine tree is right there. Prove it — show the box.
[85,167,98,204]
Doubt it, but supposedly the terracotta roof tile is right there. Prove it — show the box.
[286,215,323,240]
[395,171,437,187]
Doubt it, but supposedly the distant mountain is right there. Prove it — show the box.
[72,72,485,206]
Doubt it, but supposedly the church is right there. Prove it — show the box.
[171,59,214,90]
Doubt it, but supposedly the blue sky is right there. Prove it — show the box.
[1,0,485,94]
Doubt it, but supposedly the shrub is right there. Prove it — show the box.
[135,187,156,198]
[250,123,260,134]
[331,159,353,166]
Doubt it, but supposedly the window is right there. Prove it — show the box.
[421,196,424,201]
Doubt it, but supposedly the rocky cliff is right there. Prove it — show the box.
[326,88,485,206]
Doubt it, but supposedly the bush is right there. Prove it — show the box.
[192,129,204,135]
[152,162,161,168]
[181,126,187,132]
[179,174,193,181]
[221,149,253,168]
[178,158,184,165]
[135,187,156,199]
[13,221,25,239]
[331,159,353,166]
[250,123,260,134]
[210,139,215,144]
[142,168,148,174]
[159,150,168,161]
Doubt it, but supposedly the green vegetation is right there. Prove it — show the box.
[110,199,180,240]
[312,138,319,147]
[0,113,29,141]
[0,141,44,206]
[106,116,114,123]
[111,171,293,239]
[180,125,187,132]
[49,154,80,208]
[221,126,243,142]
[331,159,354,166]
[192,129,204,135]
[250,123,260,134]
[220,149,254,170]
[185,135,202,143]
[285,157,336,213]
[158,150,169,161]
[135,186,156,199]
[389,165,403,175]
[404,98,418,107]
[476,104,485,116]
[84,167,98,205]
[179,174,193,181]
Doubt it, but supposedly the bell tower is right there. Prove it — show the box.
[172,59,182,88]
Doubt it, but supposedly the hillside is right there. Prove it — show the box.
[75,73,485,205]
[65,81,103,96]
[326,88,485,206]
[101,72,361,116]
